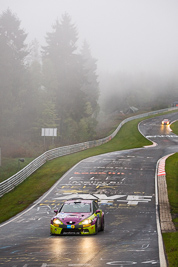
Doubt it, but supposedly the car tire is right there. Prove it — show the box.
[94,220,98,235]
[101,216,104,231]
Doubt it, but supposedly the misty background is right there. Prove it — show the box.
[0,0,178,157]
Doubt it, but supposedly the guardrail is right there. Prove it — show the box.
[0,107,177,197]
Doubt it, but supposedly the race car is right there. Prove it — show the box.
[162,119,170,125]
[50,199,104,235]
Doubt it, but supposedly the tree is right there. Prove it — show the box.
[23,41,43,139]
[80,41,100,118]
[42,14,87,143]
[0,9,28,137]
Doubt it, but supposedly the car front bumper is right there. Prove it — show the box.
[50,223,96,235]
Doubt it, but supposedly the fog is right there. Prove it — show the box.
[1,0,178,75]
[1,0,178,156]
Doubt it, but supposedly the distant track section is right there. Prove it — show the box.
[0,107,177,197]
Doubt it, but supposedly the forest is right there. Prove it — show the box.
[0,9,178,158]
[0,9,99,157]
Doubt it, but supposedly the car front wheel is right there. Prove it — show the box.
[101,216,104,231]
[94,220,98,235]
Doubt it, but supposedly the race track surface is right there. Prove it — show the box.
[0,112,177,267]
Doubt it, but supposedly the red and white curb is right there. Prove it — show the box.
[157,154,172,176]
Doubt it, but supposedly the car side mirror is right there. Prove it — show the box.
[96,209,101,214]
[54,209,58,214]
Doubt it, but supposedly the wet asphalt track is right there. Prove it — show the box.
[0,112,178,267]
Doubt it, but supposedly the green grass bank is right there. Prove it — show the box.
[0,157,34,183]
[170,120,178,135]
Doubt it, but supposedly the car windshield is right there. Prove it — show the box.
[61,202,91,213]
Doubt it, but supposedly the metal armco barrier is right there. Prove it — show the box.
[0,107,177,197]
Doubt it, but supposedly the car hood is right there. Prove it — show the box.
[56,212,92,224]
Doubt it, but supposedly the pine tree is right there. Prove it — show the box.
[42,14,87,142]
[0,9,28,137]
[80,40,99,118]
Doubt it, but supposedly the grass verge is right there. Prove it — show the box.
[170,120,178,135]
[0,158,34,183]
[162,232,178,266]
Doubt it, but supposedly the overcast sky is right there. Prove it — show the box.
[1,0,178,76]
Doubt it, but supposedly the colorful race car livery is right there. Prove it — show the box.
[50,199,104,235]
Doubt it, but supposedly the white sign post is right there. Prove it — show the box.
[41,128,57,150]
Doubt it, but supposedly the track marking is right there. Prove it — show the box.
[146,135,178,138]
[157,154,173,176]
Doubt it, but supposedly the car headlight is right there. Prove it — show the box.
[53,218,62,226]
[81,219,92,225]
[80,218,93,227]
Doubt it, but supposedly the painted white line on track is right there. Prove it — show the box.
[106,261,137,265]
